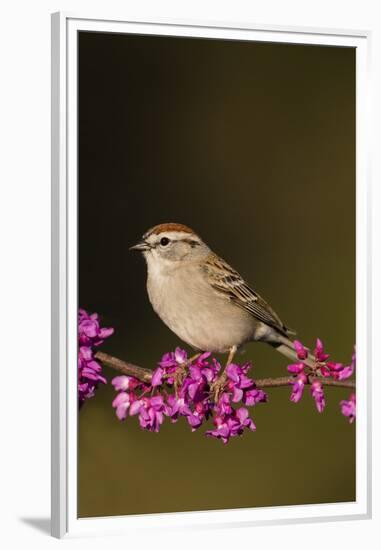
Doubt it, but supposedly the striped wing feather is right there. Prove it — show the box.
[203,254,290,336]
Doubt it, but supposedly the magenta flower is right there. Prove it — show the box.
[294,340,308,360]
[322,361,353,380]
[311,380,325,413]
[235,407,257,433]
[166,393,192,422]
[130,395,166,432]
[314,338,330,362]
[226,363,267,406]
[206,407,256,444]
[287,362,305,374]
[205,415,233,444]
[351,348,356,370]
[290,373,307,403]
[336,364,354,380]
[112,375,140,392]
[78,309,113,407]
[78,309,114,346]
[174,347,188,364]
[226,363,252,388]
[187,401,211,431]
[216,392,234,415]
[187,364,212,400]
[319,345,355,380]
[159,347,187,368]
[340,393,356,423]
[155,347,190,384]
[287,341,309,405]
[112,391,134,420]
[244,387,267,406]
[151,367,164,387]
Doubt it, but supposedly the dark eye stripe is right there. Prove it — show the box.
[182,238,200,248]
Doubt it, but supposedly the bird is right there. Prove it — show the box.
[130,222,312,376]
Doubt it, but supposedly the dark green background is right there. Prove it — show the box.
[78,32,355,518]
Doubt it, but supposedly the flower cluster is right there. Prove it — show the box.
[287,339,356,421]
[112,348,267,443]
[78,309,114,407]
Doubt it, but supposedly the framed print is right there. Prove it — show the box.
[51,12,371,538]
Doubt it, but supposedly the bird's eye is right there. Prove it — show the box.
[160,237,170,246]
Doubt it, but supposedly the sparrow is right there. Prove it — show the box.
[131,223,311,371]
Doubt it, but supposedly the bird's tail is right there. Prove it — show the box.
[272,334,314,368]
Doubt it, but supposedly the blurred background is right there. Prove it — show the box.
[78,31,355,518]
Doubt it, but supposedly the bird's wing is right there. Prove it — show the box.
[202,253,290,336]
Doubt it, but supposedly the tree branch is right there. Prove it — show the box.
[95,351,356,389]
[95,351,153,382]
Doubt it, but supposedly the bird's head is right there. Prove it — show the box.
[130,223,210,267]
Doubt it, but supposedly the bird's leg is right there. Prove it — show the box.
[173,352,201,395]
[211,345,237,402]
[188,353,202,364]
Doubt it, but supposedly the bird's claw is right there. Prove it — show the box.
[173,363,187,395]
[211,373,227,403]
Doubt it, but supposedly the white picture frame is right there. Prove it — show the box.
[51,11,372,539]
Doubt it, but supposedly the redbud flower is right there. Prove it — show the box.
[130,395,166,432]
[112,391,133,420]
[244,387,267,406]
[290,373,307,403]
[166,393,192,422]
[156,347,191,384]
[216,392,233,415]
[287,363,305,374]
[311,380,325,413]
[112,375,140,392]
[226,363,266,405]
[78,309,113,407]
[187,401,211,431]
[151,367,164,387]
[206,406,256,444]
[235,407,257,433]
[314,338,330,362]
[294,340,308,360]
[340,393,356,423]
[78,309,114,346]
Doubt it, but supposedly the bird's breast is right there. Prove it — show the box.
[146,263,255,352]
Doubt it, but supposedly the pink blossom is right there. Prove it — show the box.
[311,380,325,413]
[112,391,133,420]
[151,367,164,387]
[206,407,256,444]
[314,338,330,362]
[294,340,308,360]
[130,395,166,432]
[287,363,305,374]
[112,375,139,391]
[340,393,356,423]
[78,309,113,407]
[290,373,307,403]
[166,394,192,422]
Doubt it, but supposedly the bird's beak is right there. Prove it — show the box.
[129,240,150,252]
